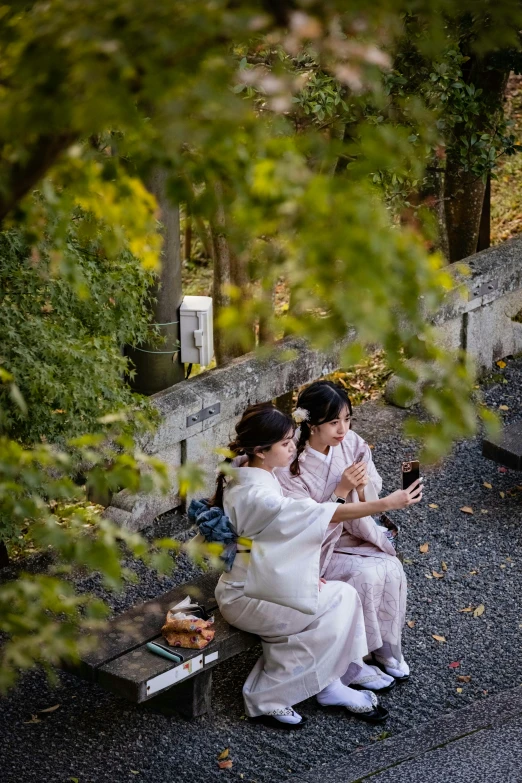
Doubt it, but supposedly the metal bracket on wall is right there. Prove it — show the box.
[186,402,221,428]
[473,279,498,298]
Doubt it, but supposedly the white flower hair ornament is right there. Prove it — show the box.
[293,407,310,425]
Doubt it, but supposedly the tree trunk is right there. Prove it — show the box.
[184,214,192,263]
[477,173,491,252]
[444,168,487,261]
[127,169,184,394]
[443,60,509,262]
[209,181,249,365]
[0,540,9,568]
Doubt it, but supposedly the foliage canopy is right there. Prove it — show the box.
[1,0,522,686]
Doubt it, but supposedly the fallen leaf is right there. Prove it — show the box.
[469,570,478,575]
[460,506,473,514]
[371,730,391,741]
[441,561,448,571]
[403,557,413,565]
[496,360,506,368]
[428,503,439,509]
[425,574,433,579]
[407,620,416,628]
[38,704,60,713]
[483,482,492,489]
[432,570,445,578]
[23,714,41,724]
[456,687,463,693]
[448,661,461,669]
[218,760,233,770]
[218,749,230,760]
[130,772,140,775]
[458,606,474,613]
[419,542,429,553]
[500,564,506,569]
[483,690,489,695]
[499,405,509,411]
[69,779,79,783]
[499,467,507,473]
[457,675,471,683]
[481,509,489,514]
[432,634,446,643]
[473,603,485,618]
[500,491,505,498]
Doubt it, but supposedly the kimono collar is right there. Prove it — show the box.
[231,465,281,490]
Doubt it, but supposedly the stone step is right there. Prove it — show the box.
[482,420,522,470]
[288,686,522,783]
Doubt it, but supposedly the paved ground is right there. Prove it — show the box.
[1,357,522,783]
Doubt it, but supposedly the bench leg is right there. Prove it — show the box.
[145,670,213,718]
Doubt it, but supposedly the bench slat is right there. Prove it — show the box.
[97,611,258,703]
[78,570,221,677]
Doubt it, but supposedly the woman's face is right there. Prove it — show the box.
[311,404,351,449]
[261,429,296,470]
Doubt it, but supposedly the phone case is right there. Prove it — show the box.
[146,642,184,663]
[401,460,420,490]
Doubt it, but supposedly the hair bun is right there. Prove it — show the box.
[228,439,245,455]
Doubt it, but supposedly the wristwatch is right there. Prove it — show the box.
[334,495,346,504]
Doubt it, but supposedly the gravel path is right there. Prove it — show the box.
[1,359,522,783]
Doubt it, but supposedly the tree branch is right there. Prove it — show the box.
[0,132,78,224]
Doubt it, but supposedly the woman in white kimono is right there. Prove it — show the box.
[277,381,412,690]
[199,402,422,729]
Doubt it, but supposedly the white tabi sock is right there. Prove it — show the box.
[265,707,303,724]
[316,679,376,712]
[349,661,395,690]
[374,643,410,678]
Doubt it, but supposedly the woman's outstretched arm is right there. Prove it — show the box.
[332,478,423,523]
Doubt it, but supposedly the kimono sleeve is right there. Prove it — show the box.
[366,449,383,495]
[244,491,339,615]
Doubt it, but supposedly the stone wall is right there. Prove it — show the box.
[104,336,354,529]
[104,238,522,530]
[433,238,522,368]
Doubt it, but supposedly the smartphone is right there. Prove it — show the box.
[401,460,420,490]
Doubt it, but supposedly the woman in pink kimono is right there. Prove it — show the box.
[277,381,411,690]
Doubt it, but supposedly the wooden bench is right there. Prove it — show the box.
[67,571,258,717]
[482,420,522,471]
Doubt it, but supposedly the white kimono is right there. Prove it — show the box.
[277,430,406,661]
[215,465,368,717]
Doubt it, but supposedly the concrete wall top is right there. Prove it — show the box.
[144,238,522,453]
[435,237,522,324]
[145,334,355,453]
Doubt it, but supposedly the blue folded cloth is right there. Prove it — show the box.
[188,499,239,571]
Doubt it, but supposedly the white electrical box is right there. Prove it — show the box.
[180,295,214,366]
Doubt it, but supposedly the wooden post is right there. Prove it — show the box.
[145,670,213,718]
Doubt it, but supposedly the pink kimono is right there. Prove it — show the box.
[277,429,406,660]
